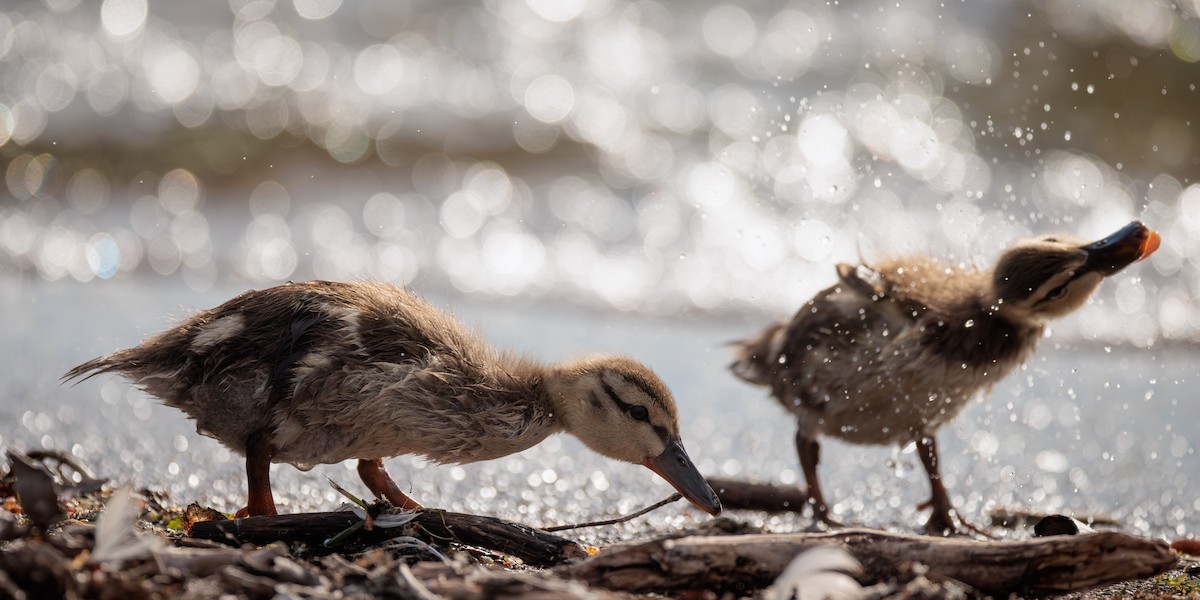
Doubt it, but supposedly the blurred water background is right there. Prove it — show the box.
[1,0,1197,542]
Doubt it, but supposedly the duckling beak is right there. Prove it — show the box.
[642,440,723,516]
[1081,221,1161,275]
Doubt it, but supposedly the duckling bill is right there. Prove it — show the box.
[730,221,1160,534]
[66,281,722,517]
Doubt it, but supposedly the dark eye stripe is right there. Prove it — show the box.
[619,373,668,410]
[1034,271,1082,305]
[599,377,635,412]
[599,378,671,442]
[653,424,671,441]
[1036,284,1068,304]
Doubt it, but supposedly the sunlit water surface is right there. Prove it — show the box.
[3,0,1200,344]
[3,276,1195,545]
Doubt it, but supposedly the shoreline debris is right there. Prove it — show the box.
[0,451,1190,598]
[188,508,587,567]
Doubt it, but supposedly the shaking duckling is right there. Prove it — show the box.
[730,221,1160,534]
[67,281,722,518]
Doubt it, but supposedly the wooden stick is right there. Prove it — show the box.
[545,494,681,532]
[562,528,1178,596]
[706,477,809,513]
[189,509,587,567]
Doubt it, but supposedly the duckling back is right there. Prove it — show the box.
[67,281,557,465]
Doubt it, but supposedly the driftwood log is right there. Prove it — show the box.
[563,528,1178,596]
[708,477,809,513]
[188,509,587,568]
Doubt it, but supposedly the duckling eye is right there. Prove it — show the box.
[1044,284,1069,301]
[629,405,650,422]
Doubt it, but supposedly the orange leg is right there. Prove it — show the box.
[357,458,422,510]
[917,435,991,537]
[797,431,841,527]
[234,432,278,518]
[917,435,955,534]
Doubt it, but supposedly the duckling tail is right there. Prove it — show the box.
[728,322,785,387]
[61,349,142,385]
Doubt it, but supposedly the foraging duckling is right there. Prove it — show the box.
[730,221,1160,534]
[67,281,722,518]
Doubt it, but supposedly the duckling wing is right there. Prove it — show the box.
[730,265,885,391]
[750,263,927,414]
[275,354,553,466]
[260,283,555,466]
[835,262,932,318]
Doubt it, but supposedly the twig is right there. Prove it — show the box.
[324,478,373,546]
[545,494,682,532]
[326,478,371,512]
[16,449,108,497]
[27,449,97,481]
[323,520,365,548]
[396,562,442,600]
[381,535,449,562]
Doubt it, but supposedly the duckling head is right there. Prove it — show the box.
[546,355,722,516]
[991,221,1160,324]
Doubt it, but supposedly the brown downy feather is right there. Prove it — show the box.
[728,322,785,387]
[63,348,144,383]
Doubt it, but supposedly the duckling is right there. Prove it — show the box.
[67,281,722,518]
[730,221,1160,534]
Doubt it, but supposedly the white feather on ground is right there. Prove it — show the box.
[765,545,865,600]
[89,486,161,567]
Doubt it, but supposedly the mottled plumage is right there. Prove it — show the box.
[68,281,722,517]
[731,222,1160,534]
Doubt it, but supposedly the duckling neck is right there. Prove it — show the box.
[482,363,567,453]
[540,374,583,432]
[922,298,1045,371]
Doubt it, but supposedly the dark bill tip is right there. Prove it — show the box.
[1081,221,1161,275]
[642,440,722,516]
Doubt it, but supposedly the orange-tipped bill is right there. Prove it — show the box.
[642,440,722,516]
[1137,227,1161,260]
[1082,221,1160,275]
